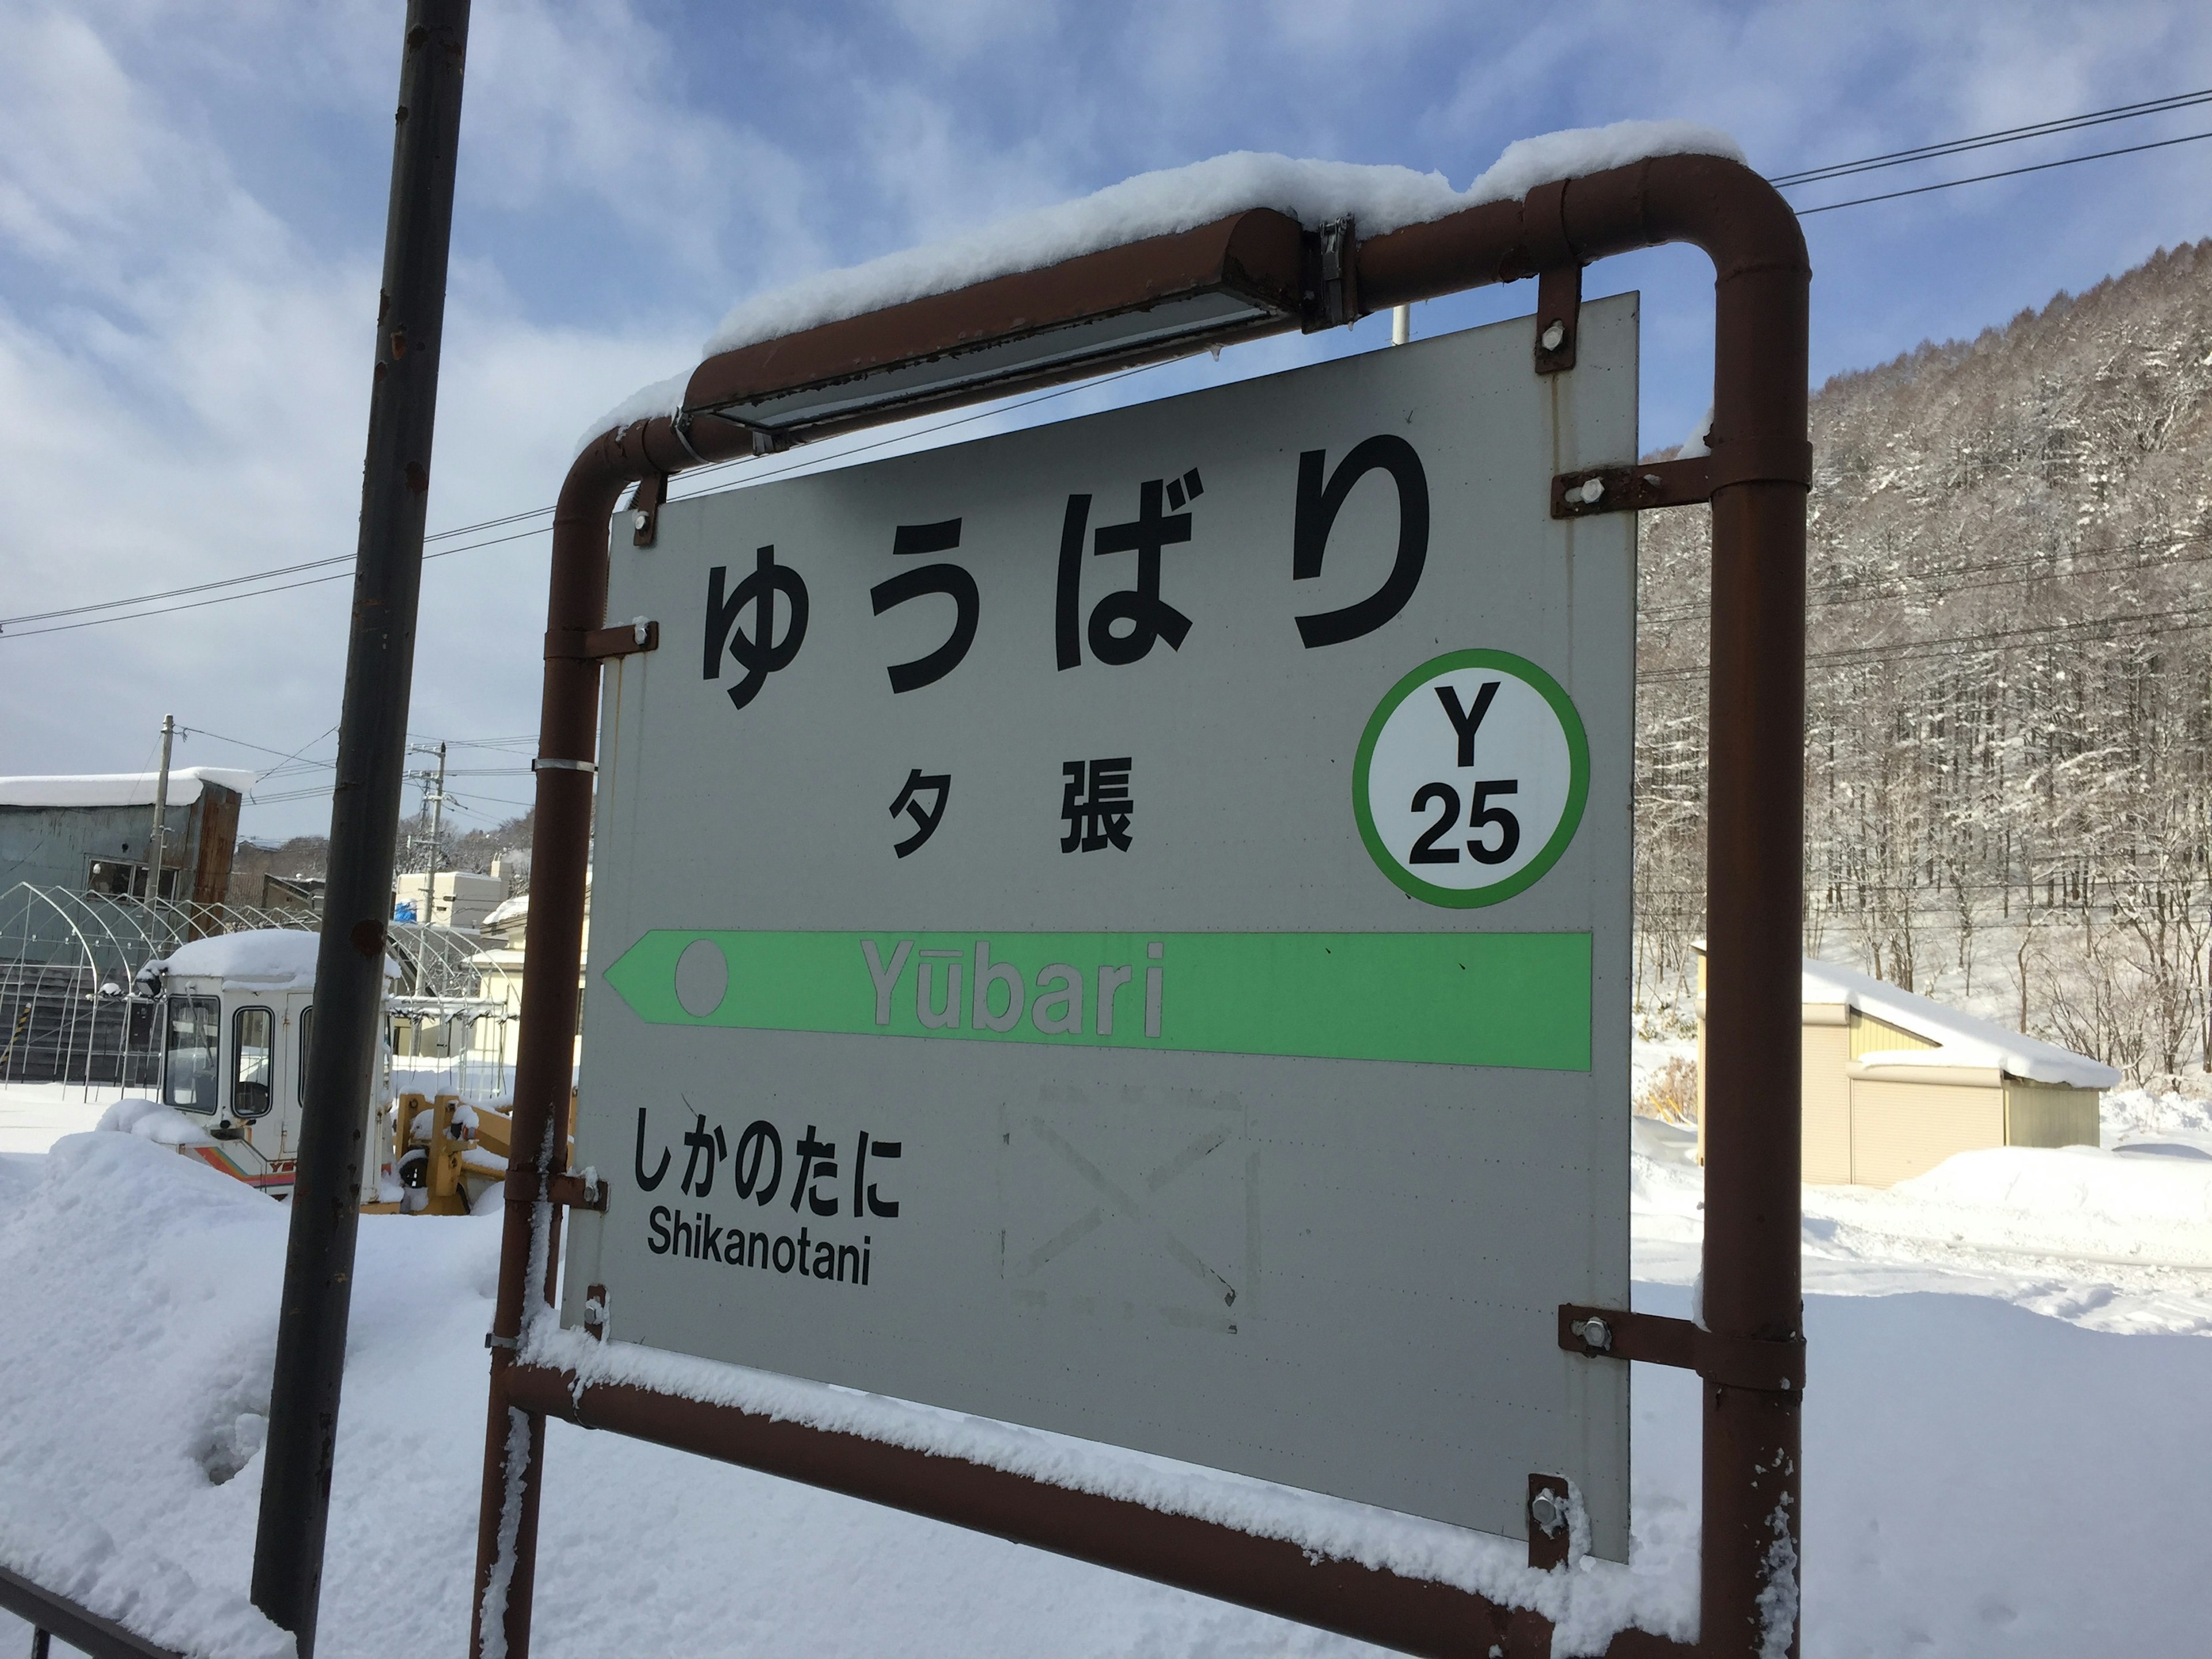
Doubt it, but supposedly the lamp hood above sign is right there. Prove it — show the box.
[679,210,1319,445]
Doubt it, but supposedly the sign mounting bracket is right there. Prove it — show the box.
[1533,262,1581,374]
[1558,1303,1805,1393]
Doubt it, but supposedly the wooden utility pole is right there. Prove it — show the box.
[145,714,175,899]
[251,5,472,1652]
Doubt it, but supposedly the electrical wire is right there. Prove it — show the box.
[17,89,2212,639]
[17,84,2212,643]
[177,723,324,762]
[1793,126,2212,215]
[0,363,1169,640]
[0,525,552,639]
[1768,88,2212,186]
[1638,529,2212,627]
[1637,603,2212,683]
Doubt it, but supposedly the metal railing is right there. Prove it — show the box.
[0,1564,181,1659]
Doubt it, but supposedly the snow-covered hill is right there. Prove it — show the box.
[1637,238,2212,1082]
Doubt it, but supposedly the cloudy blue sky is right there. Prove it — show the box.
[3,0,2210,843]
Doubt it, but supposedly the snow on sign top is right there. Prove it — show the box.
[0,767,256,809]
[584,121,1743,448]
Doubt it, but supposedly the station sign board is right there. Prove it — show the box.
[563,296,1638,1556]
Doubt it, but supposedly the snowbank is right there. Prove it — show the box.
[0,1135,296,1659]
[0,1082,139,1156]
[8,1124,2212,1657]
[1896,1145,2212,1231]
[96,1097,210,1146]
[1801,956,2119,1089]
[585,122,1743,446]
[0,767,256,809]
[2103,1085,2212,1150]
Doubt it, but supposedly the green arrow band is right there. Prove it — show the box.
[603,929,1590,1072]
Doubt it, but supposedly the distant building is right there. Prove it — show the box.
[1695,949,2117,1186]
[0,768,252,906]
[464,877,587,1073]
[392,869,510,931]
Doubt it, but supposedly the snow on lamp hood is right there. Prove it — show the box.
[582,122,1744,450]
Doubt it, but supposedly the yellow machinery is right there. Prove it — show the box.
[362,1090,513,1215]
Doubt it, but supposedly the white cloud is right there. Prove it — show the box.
[5,0,2212,846]
[0,1,717,838]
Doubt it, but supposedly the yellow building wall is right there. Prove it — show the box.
[1801,1012,1853,1184]
[2005,1084,2101,1150]
[1692,965,2103,1185]
[1851,1012,1938,1058]
[1849,1079,2005,1188]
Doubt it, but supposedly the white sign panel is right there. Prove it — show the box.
[563,297,1638,1555]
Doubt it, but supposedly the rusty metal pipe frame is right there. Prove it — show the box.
[501,1363,1688,1659]
[0,1565,184,1659]
[472,152,1808,1659]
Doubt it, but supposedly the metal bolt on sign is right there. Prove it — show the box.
[471,153,1809,1659]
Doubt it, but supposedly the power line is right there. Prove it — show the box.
[177,723,327,762]
[16,89,2212,638]
[427,734,537,749]
[1639,529,2212,627]
[0,362,1168,641]
[0,525,551,639]
[160,720,542,809]
[1768,87,2212,187]
[1792,127,2212,216]
[1637,603,2212,682]
[443,787,537,812]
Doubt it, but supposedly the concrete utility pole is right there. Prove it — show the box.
[251,4,471,1652]
[412,741,448,995]
[145,713,175,900]
[425,741,448,888]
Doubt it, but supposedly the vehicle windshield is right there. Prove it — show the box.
[162,995,221,1113]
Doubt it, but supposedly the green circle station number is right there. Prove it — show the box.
[1353,648,1590,908]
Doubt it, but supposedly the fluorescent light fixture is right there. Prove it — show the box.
[724,290,1282,434]
[679,209,1317,445]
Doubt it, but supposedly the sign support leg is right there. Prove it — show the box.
[468,437,655,1658]
[1698,476,1808,1657]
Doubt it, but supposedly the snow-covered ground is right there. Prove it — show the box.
[0,1058,514,1158]
[3,1092,2209,1658]
[0,1081,135,1154]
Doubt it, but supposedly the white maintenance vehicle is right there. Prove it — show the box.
[133,928,513,1213]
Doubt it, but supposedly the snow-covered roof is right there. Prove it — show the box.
[587,122,1743,448]
[480,893,528,931]
[0,767,256,809]
[161,928,323,988]
[1801,957,2119,1090]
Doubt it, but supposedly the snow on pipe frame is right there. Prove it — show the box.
[0,1565,184,1659]
[472,151,1810,1659]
